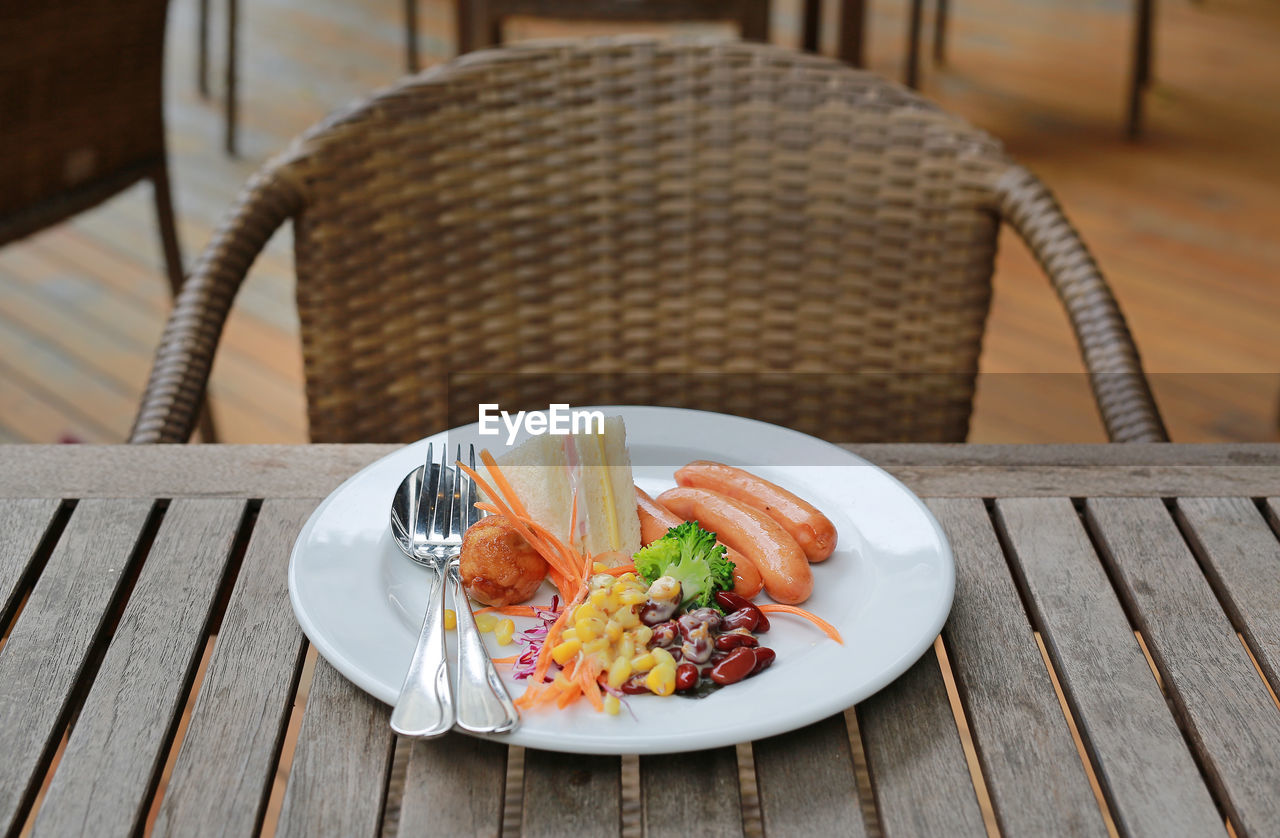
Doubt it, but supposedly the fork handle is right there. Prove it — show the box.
[391,568,454,738]
[449,566,521,734]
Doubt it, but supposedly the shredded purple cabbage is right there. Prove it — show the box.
[510,595,561,681]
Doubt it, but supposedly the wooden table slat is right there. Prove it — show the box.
[1175,497,1280,696]
[0,498,61,625]
[995,498,1226,838]
[32,499,248,838]
[753,713,868,837]
[521,750,622,838]
[0,498,154,835]
[926,498,1107,837]
[152,499,316,838]
[1086,498,1280,836]
[858,645,987,838]
[397,734,509,836]
[640,747,744,838]
[1,444,1278,499]
[277,658,396,838]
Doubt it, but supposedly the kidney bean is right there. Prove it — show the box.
[750,647,776,675]
[682,622,713,663]
[709,649,729,664]
[714,632,759,651]
[641,601,678,626]
[620,675,650,695]
[649,621,678,648]
[686,607,722,631]
[709,648,757,685]
[720,608,759,633]
[714,591,769,632]
[675,662,699,691]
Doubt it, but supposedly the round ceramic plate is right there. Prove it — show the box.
[288,405,954,754]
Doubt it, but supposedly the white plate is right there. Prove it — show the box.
[288,406,953,754]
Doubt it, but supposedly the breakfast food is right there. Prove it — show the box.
[635,486,763,598]
[656,487,813,604]
[674,461,837,561]
[487,416,641,564]
[459,517,549,606]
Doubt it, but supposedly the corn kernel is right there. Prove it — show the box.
[604,695,621,715]
[552,638,581,665]
[443,609,457,630]
[574,604,601,623]
[614,608,640,629]
[583,637,610,656]
[474,613,497,633]
[603,595,620,612]
[560,627,578,642]
[606,657,632,688]
[575,617,605,642]
[593,562,610,573]
[630,653,656,673]
[630,625,653,646]
[646,663,677,696]
[589,589,610,609]
[616,637,635,661]
[618,589,647,606]
[494,618,515,646]
[651,647,676,668]
[616,573,637,584]
[605,620,624,643]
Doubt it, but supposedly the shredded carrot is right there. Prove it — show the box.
[757,605,843,643]
[600,564,636,576]
[472,605,542,618]
[480,449,530,519]
[490,655,519,664]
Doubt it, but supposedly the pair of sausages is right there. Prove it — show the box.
[635,462,838,605]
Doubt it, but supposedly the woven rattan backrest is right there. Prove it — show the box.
[281,40,1009,443]
[0,0,169,236]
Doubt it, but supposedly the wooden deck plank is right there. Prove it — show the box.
[276,658,396,838]
[1,444,1279,499]
[639,747,744,838]
[926,497,1106,837]
[33,499,248,837]
[753,714,868,837]
[0,499,155,835]
[858,646,987,838]
[995,498,1226,838]
[152,499,315,838]
[1086,498,1280,836]
[0,499,62,627]
[1175,497,1280,697]
[396,735,508,837]
[521,750,622,838]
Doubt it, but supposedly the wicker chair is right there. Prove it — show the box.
[130,39,1167,445]
[1,0,216,440]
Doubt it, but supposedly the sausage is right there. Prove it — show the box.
[655,487,812,604]
[635,486,764,598]
[675,461,837,562]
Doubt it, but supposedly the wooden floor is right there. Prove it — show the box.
[1,0,1277,444]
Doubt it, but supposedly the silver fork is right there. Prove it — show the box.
[390,443,519,737]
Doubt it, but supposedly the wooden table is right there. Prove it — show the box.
[3,444,1280,837]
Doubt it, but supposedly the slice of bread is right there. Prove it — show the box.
[485,415,641,564]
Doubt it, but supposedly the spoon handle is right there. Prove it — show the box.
[449,566,520,734]
[391,567,454,737]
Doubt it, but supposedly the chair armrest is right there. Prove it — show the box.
[996,165,1168,442]
[130,168,302,443]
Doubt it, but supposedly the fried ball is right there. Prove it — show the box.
[459,516,548,606]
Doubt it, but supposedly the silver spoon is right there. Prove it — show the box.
[390,444,519,736]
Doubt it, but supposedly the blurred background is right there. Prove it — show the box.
[1,0,1276,444]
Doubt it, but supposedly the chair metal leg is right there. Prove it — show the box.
[405,0,420,73]
[905,0,923,87]
[197,0,211,97]
[151,165,219,443]
[224,0,239,156]
[837,0,866,66]
[802,0,821,53]
[933,0,948,63]
[1127,0,1154,138]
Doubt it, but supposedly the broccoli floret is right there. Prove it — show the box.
[633,521,735,609]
